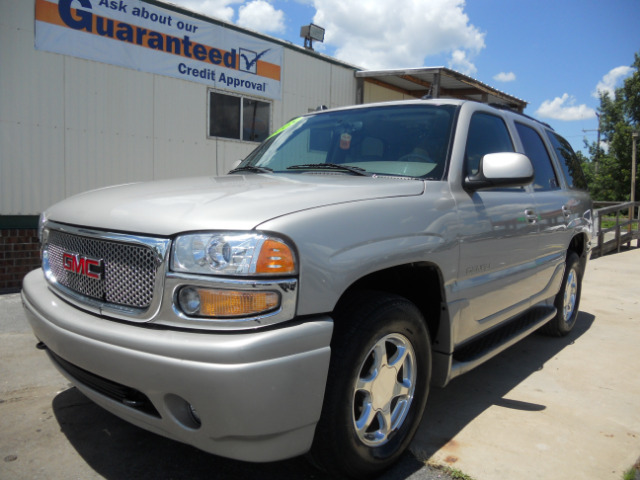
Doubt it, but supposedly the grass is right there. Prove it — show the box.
[427,461,476,480]
[622,461,640,480]
[600,218,639,230]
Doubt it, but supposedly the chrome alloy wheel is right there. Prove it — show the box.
[352,333,417,446]
[562,267,578,323]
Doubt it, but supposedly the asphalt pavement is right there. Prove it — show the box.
[0,289,450,480]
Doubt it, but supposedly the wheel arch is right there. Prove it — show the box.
[568,232,589,272]
[334,262,446,348]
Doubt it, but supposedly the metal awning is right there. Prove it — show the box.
[356,67,527,112]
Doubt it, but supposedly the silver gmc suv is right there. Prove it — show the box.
[22,99,592,478]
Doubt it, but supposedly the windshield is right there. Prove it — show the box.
[237,104,457,179]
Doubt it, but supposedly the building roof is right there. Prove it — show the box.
[356,67,527,112]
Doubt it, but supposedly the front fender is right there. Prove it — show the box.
[258,193,459,316]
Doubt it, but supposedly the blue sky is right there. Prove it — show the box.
[170,0,639,154]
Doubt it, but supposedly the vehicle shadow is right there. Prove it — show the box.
[411,311,596,461]
[52,390,427,480]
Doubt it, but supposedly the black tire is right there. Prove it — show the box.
[308,291,431,479]
[540,251,582,337]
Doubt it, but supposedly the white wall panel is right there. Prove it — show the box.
[64,128,154,196]
[281,49,332,120]
[63,59,155,197]
[0,123,65,214]
[153,136,217,180]
[278,49,357,130]
[152,76,216,179]
[330,64,358,107]
[1,0,66,214]
[215,140,256,175]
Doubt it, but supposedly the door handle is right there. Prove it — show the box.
[562,205,572,218]
[524,209,538,224]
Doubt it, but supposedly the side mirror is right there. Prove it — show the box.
[464,152,534,190]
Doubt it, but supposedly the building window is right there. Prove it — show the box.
[209,91,270,142]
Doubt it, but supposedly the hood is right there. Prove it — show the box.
[46,174,425,236]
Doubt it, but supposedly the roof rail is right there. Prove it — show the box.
[489,103,554,130]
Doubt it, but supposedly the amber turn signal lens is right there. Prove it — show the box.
[179,287,279,318]
[255,239,296,274]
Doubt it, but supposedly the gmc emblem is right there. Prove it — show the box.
[62,253,104,280]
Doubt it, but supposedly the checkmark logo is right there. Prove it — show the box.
[239,48,270,74]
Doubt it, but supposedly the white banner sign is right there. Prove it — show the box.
[35,0,283,100]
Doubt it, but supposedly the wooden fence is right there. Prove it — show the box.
[591,201,640,258]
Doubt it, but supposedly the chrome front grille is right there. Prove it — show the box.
[43,224,170,316]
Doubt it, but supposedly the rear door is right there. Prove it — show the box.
[514,122,570,291]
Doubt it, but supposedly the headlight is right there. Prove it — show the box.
[171,232,296,276]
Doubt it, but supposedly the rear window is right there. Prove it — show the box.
[515,123,559,191]
[545,131,588,191]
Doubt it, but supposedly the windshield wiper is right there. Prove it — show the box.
[286,163,371,176]
[228,165,274,174]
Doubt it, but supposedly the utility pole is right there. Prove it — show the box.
[596,113,601,174]
[632,130,638,227]
[583,113,601,173]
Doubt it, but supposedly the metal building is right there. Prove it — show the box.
[0,0,526,291]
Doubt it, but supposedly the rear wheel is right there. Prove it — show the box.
[540,251,582,336]
[308,292,431,479]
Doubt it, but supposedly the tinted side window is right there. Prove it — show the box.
[515,123,559,191]
[546,131,588,190]
[465,113,514,175]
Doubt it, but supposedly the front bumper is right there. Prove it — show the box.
[22,269,333,462]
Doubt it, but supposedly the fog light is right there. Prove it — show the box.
[178,287,201,315]
[177,287,279,318]
[188,404,201,426]
[164,394,201,430]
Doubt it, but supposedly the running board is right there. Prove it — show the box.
[448,306,557,382]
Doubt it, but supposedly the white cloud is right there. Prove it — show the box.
[169,0,241,22]
[493,71,516,82]
[162,0,486,71]
[448,50,476,75]
[592,65,633,99]
[311,0,485,70]
[535,93,596,121]
[237,1,285,33]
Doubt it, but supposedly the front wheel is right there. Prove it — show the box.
[308,292,431,479]
[540,251,582,336]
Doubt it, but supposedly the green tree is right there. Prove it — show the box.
[583,52,640,201]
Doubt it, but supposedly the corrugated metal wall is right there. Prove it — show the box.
[1,1,66,215]
[0,0,357,216]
